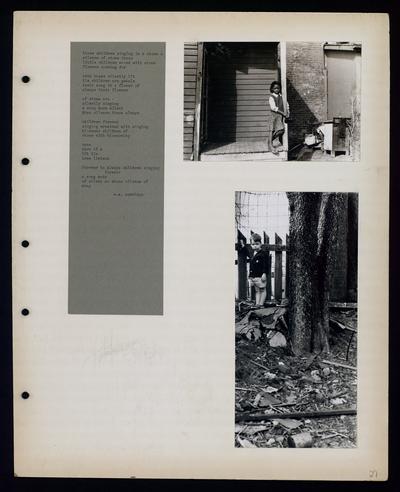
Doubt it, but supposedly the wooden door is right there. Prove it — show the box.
[326,50,361,119]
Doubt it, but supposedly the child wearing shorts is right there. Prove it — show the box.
[248,233,269,307]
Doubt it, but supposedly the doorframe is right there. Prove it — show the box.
[194,42,288,160]
[279,41,288,153]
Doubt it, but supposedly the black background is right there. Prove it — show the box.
[0,1,398,491]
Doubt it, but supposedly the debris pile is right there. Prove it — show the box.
[235,303,357,448]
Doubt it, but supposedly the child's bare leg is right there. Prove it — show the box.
[255,287,260,306]
[269,130,279,155]
[267,132,272,152]
[259,288,266,307]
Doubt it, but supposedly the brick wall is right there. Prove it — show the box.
[286,42,327,150]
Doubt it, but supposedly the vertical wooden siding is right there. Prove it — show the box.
[206,43,279,142]
[183,43,198,160]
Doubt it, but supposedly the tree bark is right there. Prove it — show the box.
[287,192,345,355]
[347,193,358,302]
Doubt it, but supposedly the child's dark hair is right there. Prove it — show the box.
[251,233,262,244]
[270,80,281,92]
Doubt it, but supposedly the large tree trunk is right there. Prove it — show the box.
[287,192,345,355]
[347,193,358,302]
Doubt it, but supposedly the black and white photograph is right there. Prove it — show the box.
[235,192,358,448]
[8,10,389,481]
[184,42,361,161]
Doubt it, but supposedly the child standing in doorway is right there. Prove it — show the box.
[267,81,289,155]
[248,233,269,307]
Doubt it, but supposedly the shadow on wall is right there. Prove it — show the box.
[287,78,323,155]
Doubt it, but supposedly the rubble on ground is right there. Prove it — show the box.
[235,300,357,448]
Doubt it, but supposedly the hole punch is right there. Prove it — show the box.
[21,158,30,165]
[21,75,30,83]
[21,308,30,316]
[21,240,30,248]
[21,391,30,399]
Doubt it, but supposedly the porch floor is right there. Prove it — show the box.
[200,140,287,161]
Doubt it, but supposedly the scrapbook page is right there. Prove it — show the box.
[12,11,389,479]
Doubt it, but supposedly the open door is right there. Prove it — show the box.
[204,43,279,144]
[194,42,287,160]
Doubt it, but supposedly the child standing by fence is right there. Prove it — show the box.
[248,233,269,307]
[267,81,289,155]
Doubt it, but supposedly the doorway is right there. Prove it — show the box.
[198,42,285,160]
[325,46,361,119]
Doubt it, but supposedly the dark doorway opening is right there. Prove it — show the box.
[200,42,281,159]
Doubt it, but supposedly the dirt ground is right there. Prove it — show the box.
[235,306,357,448]
[290,146,353,162]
